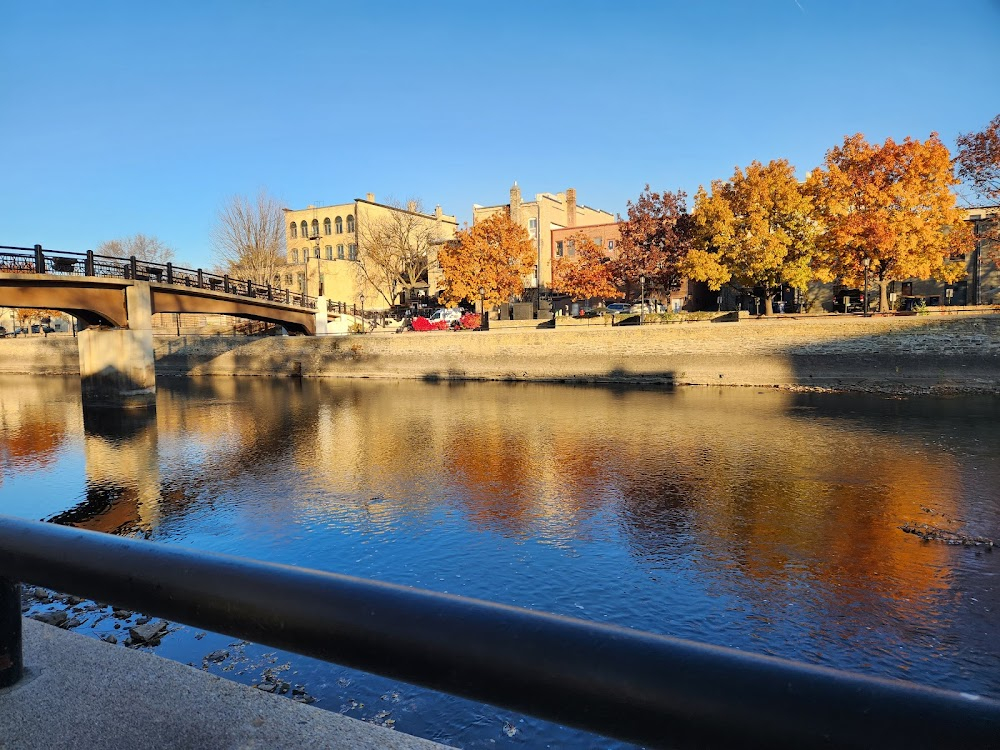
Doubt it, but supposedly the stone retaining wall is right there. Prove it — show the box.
[2,314,999,391]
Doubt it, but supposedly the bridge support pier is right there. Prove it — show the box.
[77,283,156,409]
[315,296,328,335]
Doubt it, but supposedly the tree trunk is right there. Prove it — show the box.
[763,294,773,316]
[878,280,889,314]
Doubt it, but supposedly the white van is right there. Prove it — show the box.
[428,308,464,325]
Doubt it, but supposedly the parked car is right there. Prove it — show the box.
[427,307,464,325]
[30,324,41,334]
[41,325,55,334]
[605,303,631,315]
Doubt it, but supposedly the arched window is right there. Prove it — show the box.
[291,248,299,263]
[311,219,319,237]
[337,244,344,259]
[335,216,343,234]
[290,223,297,239]
[300,221,308,238]
[323,218,331,235]
[314,246,320,258]
[346,215,355,233]
[325,245,333,260]
[349,243,358,261]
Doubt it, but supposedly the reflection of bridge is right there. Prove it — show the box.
[0,244,330,408]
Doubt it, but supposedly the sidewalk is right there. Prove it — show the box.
[0,619,451,749]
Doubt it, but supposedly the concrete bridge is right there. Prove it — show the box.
[0,245,331,408]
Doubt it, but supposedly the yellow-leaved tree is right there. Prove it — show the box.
[551,233,618,303]
[438,212,536,308]
[684,159,823,315]
[808,132,973,312]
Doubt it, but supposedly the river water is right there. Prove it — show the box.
[1,375,999,748]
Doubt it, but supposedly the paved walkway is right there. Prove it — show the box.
[0,619,451,749]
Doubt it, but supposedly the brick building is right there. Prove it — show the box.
[472,184,614,290]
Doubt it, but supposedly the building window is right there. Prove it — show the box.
[349,243,358,261]
[347,215,355,233]
[323,218,331,235]
[556,241,564,257]
[337,244,345,259]
[608,240,615,250]
[325,245,333,260]
[290,223,297,239]
[312,246,319,258]
[528,217,537,239]
[567,240,576,257]
[311,219,319,238]
[300,221,308,238]
[285,274,293,286]
[593,236,603,246]
[291,248,299,263]
[335,216,343,234]
[297,273,305,290]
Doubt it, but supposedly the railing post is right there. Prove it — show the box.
[223,275,230,294]
[85,250,95,276]
[285,289,290,304]
[197,269,204,289]
[267,284,273,301]
[130,256,138,280]
[166,262,174,285]
[0,576,23,688]
[33,244,44,274]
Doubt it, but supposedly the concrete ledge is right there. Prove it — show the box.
[0,619,450,750]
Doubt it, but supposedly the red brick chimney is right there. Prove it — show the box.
[566,188,577,227]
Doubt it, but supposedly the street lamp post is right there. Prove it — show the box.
[359,293,365,333]
[862,257,871,317]
[639,275,645,325]
[479,286,489,331]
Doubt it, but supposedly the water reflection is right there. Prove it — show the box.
[2,375,999,742]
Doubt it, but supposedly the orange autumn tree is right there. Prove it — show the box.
[808,133,973,312]
[685,159,823,316]
[551,233,617,303]
[437,212,536,308]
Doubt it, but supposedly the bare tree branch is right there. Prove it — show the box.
[95,234,175,264]
[211,190,287,286]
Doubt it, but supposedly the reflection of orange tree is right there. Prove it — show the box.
[0,375,75,472]
[616,419,958,629]
[0,420,65,470]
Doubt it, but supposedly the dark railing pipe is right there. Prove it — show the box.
[0,515,998,749]
[166,262,174,285]
[33,245,44,274]
[85,250,95,277]
[0,576,21,688]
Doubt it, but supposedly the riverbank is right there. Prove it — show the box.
[0,618,449,750]
[2,312,999,393]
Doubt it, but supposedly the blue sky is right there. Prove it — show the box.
[2,0,997,268]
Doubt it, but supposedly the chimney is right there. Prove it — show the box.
[407,200,417,212]
[366,192,375,202]
[566,188,577,228]
[510,181,522,225]
[434,205,443,220]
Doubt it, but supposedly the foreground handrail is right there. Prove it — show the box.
[0,515,997,748]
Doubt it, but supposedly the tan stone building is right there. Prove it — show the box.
[282,195,458,310]
[472,184,615,289]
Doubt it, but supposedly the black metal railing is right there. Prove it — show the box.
[0,244,316,311]
[1,515,998,748]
